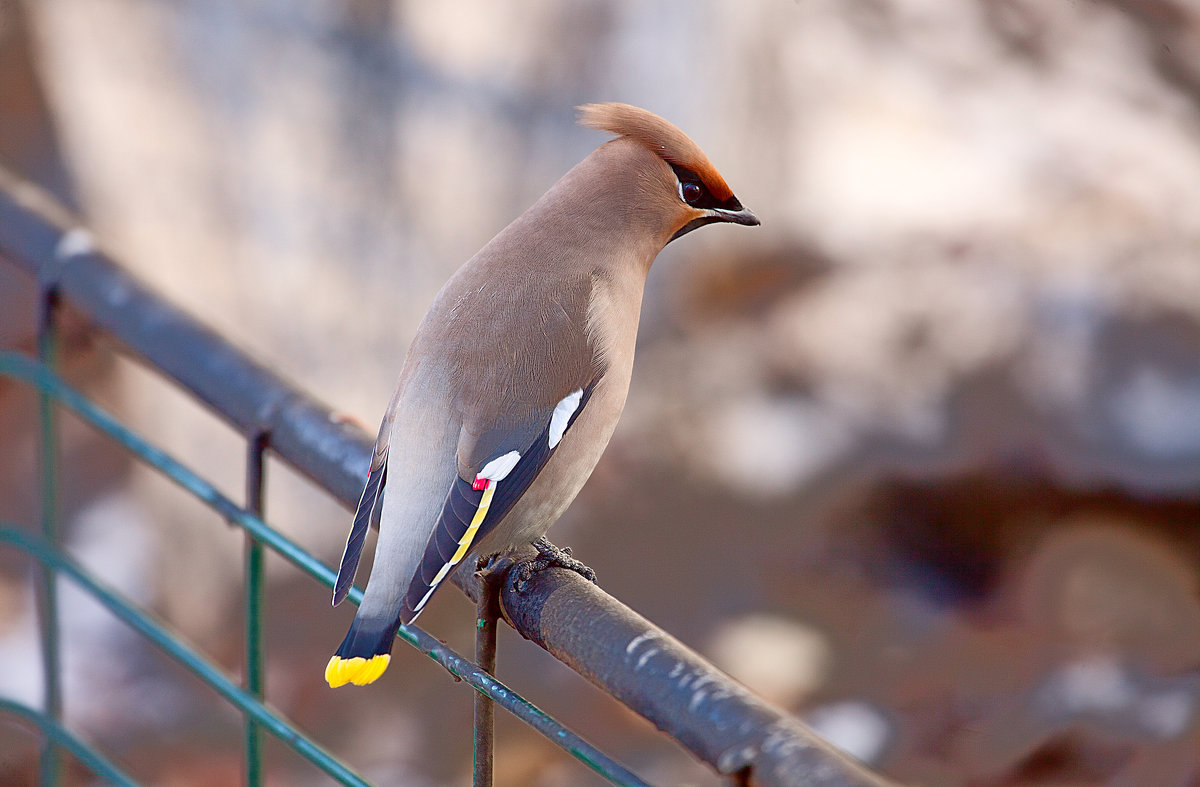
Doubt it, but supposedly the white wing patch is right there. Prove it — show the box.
[479,450,521,482]
[548,389,584,449]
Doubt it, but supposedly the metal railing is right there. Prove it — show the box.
[0,165,889,786]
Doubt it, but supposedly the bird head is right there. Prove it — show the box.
[577,102,760,245]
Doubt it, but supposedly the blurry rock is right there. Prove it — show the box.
[707,613,831,709]
[0,573,39,711]
[1109,365,1200,462]
[804,700,892,767]
[701,395,853,498]
[1033,655,1198,739]
[1018,521,1200,668]
[62,492,197,736]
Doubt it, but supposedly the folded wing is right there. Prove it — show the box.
[401,382,595,621]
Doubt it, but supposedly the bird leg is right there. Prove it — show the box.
[510,536,597,592]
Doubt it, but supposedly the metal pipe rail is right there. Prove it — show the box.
[0,165,889,786]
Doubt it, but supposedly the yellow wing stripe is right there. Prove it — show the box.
[454,483,495,557]
[417,483,498,612]
[325,654,390,687]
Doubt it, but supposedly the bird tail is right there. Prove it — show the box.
[325,610,400,687]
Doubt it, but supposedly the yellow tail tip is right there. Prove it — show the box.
[325,654,390,687]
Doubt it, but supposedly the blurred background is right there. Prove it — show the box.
[2,0,1200,784]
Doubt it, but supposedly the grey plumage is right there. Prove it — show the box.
[327,103,759,687]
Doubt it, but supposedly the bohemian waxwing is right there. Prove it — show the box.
[326,102,759,687]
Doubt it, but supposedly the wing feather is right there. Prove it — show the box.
[399,381,596,621]
[333,448,387,605]
[332,397,398,606]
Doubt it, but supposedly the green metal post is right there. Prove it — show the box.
[244,434,268,786]
[473,566,500,787]
[35,280,62,786]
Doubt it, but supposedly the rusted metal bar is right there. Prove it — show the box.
[473,565,501,786]
[0,167,892,786]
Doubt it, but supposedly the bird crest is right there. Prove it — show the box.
[577,102,734,201]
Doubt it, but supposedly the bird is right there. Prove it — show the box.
[326,102,759,688]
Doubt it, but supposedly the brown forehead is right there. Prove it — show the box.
[577,103,734,201]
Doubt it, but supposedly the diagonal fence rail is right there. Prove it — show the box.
[0,165,889,786]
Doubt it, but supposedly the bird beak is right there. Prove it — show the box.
[668,203,761,243]
[711,206,760,227]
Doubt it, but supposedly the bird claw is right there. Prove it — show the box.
[510,537,597,592]
[475,552,503,576]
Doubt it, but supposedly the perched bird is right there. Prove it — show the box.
[326,103,759,688]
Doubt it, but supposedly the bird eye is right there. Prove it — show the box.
[681,182,703,205]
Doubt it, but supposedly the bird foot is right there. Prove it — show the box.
[510,537,597,592]
[475,552,504,577]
